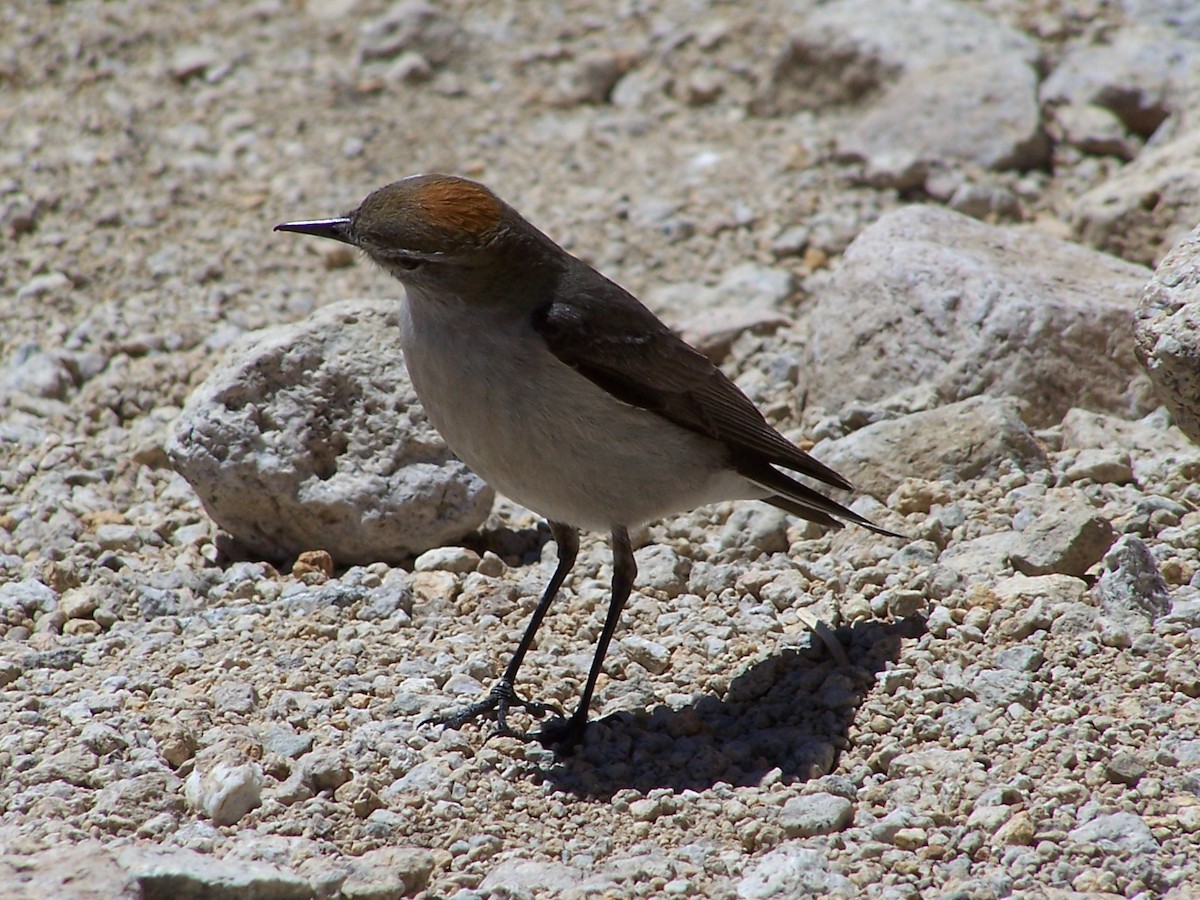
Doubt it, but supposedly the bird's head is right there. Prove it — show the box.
[276,174,561,304]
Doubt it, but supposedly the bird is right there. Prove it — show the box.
[276,173,898,750]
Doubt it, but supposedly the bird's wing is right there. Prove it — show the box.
[530,269,853,491]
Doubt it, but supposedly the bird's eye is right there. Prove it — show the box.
[395,256,421,270]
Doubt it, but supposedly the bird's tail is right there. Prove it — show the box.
[738,460,904,538]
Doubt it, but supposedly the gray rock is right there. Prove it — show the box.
[168,45,220,83]
[1049,602,1103,638]
[1062,448,1134,484]
[0,343,76,400]
[718,505,791,555]
[20,648,83,672]
[888,749,974,780]
[356,569,415,621]
[554,51,636,106]
[0,578,57,617]
[1068,812,1159,854]
[167,300,494,565]
[688,560,740,597]
[1009,497,1115,577]
[780,793,854,837]
[752,0,1044,183]
[936,531,1023,584]
[1095,534,1172,625]
[992,574,1086,610]
[679,306,790,363]
[0,843,138,899]
[295,749,352,793]
[480,859,585,894]
[1123,0,1200,41]
[737,844,853,898]
[117,847,311,900]
[995,646,1044,673]
[753,0,1036,115]
[1105,752,1147,786]
[357,2,466,66]
[1040,26,1200,138]
[32,745,99,787]
[647,263,795,323]
[947,182,1023,222]
[1073,125,1200,265]
[16,271,72,302]
[841,55,1047,187]
[1060,406,1200,486]
[212,681,258,715]
[1046,102,1141,160]
[814,396,1046,498]
[341,846,435,898]
[1173,738,1200,767]
[0,658,21,687]
[1134,222,1200,445]
[969,668,1036,709]
[257,724,314,759]
[384,759,453,798]
[804,206,1154,426]
[620,635,672,675]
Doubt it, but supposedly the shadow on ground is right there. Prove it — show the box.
[540,616,926,798]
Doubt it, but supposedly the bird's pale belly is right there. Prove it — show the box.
[399,299,760,530]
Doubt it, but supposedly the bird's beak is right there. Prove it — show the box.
[274,217,353,244]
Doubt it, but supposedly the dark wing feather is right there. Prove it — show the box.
[742,461,905,538]
[530,267,853,491]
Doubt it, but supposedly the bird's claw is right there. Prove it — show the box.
[422,680,564,737]
[534,712,587,753]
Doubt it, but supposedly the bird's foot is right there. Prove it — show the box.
[422,680,563,737]
[535,709,588,753]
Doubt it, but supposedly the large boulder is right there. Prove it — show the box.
[802,205,1156,426]
[1134,222,1200,445]
[167,300,493,565]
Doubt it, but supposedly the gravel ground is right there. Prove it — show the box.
[3,1,1200,898]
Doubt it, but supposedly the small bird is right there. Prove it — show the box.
[276,174,897,749]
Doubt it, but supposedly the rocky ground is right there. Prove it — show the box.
[3,0,1200,897]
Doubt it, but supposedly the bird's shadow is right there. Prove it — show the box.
[538,616,925,798]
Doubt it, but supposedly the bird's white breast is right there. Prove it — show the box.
[396,289,759,530]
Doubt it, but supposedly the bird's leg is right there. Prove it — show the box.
[424,521,579,736]
[540,526,636,751]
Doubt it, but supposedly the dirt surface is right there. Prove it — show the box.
[3,1,1200,898]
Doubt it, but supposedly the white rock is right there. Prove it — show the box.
[184,760,264,826]
[167,301,494,565]
[737,845,852,898]
[413,545,480,573]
